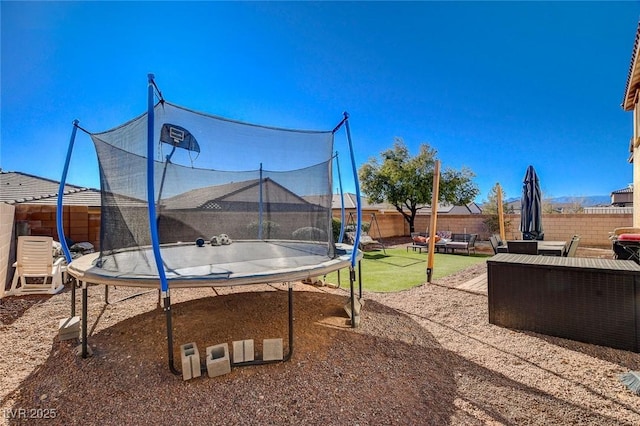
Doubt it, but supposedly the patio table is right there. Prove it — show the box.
[498,240,567,256]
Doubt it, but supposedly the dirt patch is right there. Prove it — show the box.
[1,242,637,425]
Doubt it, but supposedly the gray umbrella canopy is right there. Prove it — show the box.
[520,165,544,240]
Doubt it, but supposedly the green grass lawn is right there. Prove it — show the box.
[324,247,490,292]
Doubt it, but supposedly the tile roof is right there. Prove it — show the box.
[331,192,482,214]
[612,186,633,194]
[330,193,389,210]
[0,171,484,215]
[0,170,101,206]
[161,178,312,209]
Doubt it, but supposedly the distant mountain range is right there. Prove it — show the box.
[505,195,611,207]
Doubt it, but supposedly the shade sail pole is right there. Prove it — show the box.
[497,183,506,242]
[427,160,441,283]
[57,119,79,263]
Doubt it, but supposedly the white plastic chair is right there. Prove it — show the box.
[5,236,65,297]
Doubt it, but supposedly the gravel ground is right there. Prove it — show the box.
[1,243,639,425]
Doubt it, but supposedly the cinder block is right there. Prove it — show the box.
[181,354,192,380]
[263,338,283,361]
[206,343,231,377]
[232,339,255,363]
[58,330,79,341]
[343,297,364,318]
[180,342,201,381]
[59,316,80,331]
[58,316,80,341]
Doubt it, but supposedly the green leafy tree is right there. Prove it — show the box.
[359,138,479,233]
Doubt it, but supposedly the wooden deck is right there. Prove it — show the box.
[456,273,487,295]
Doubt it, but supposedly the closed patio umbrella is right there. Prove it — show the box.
[520,165,544,240]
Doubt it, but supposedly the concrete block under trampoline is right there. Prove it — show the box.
[180,342,202,381]
[206,343,231,378]
[232,340,255,364]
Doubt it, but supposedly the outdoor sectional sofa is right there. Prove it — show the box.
[410,232,477,255]
[443,233,477,255]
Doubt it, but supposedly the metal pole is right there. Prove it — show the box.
[358,259,362,300]
[286,283,294,360]
[164,293,180,375]
[145,74,177,375]
[70,279,76,317]
[349,267,356,328]
[82,281,88,358]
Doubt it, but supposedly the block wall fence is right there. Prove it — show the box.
[335,210,632,248]
[12,205,101,250]
[4,204,632,250]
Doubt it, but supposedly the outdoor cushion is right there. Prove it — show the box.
[618,234,640,241]
[445,241,469,249]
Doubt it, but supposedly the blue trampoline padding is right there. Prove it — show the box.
[66,241,361,288]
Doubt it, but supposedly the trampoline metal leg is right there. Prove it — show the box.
[104,285,109,305]
[358,259,362,300]
[349,267,356,328]
[285,282,294,361]
[82,281,88,358]
[164,292,180,375]
[71,278,76,317]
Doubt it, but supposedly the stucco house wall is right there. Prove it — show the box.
[0,203,16,297]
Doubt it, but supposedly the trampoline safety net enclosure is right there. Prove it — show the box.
[63,77,362,288]
[59,75,363,373]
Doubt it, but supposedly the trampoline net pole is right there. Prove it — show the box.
[335,152,346,244]
[344,113,362,268]
[57,120,79,264]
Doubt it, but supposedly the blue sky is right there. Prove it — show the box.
[2,1,640,203]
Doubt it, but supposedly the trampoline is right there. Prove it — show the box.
[67,241,358,287]
[58,75,364,376]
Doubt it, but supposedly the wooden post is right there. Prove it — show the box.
[497,183,506,242]
[427,160,441,283]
